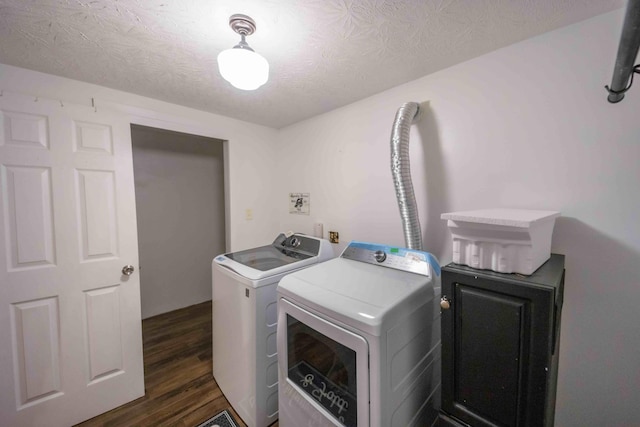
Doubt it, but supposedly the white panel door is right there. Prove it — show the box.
[0,92,144,426]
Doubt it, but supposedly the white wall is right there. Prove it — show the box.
[131,125,225,319]
[276,9,640,427]
[0,63,280,252]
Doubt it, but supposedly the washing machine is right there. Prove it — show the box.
[277,241,442,427]
[212,232,334,427]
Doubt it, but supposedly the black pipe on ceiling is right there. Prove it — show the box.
[606,0,640,103]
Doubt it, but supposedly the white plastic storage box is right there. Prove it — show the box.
[441,209,560,275]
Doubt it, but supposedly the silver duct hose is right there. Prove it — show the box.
[390,102,423,251]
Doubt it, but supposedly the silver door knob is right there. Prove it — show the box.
[440,296,451,310]
[122,265,135,276]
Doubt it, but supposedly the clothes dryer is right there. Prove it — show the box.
[277,241,441,427]
[212,233,334,427]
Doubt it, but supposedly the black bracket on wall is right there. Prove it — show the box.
[605,64,640,100]
[606,0,640,103]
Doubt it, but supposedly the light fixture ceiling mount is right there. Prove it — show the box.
[228,14,256,37]
[217,14,269,91]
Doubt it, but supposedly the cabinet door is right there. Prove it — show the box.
[441,271,555,427]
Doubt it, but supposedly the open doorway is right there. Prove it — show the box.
[130,124,225,319]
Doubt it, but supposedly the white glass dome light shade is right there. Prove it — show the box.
[217,46,269,91]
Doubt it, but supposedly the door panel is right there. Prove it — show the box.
[85,285,123,383]
[73,121,114,154]
[11,297,62,408]
[3,165,56,269]
[76,169,118,260]
[1,110,49,149]
[455,285,528,427]
[0,92,144,426]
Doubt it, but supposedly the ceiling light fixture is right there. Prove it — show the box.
[217,14,269,91]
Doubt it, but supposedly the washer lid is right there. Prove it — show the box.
[225,244,313,271]
[213,232,334,281]
[214,249,317,281]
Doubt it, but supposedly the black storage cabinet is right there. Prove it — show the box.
[438,254,565,427]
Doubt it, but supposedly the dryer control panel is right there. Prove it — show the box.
[341,241,441,277]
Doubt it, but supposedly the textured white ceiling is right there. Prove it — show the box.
[0,0,625,128]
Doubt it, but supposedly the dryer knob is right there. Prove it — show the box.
[374,250,387,263]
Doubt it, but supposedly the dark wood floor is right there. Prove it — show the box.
[75,301,250,427]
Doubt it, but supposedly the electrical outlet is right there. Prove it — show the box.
[329,231,339,244]
[245,208,253,220]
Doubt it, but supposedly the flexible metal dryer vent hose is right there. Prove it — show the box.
[390,102,422,251]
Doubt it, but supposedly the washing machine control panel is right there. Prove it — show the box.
[342,241,440,277]
[275,233,320,255]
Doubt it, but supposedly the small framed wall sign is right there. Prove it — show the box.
[289,193,310,215]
